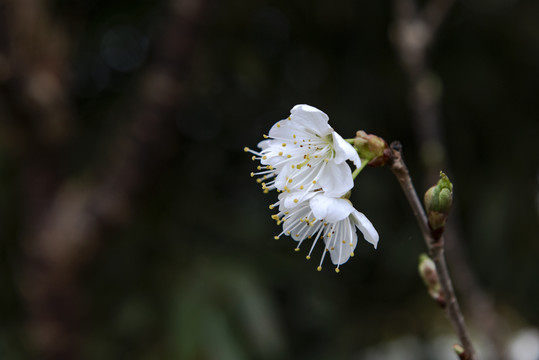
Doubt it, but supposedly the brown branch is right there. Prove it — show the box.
[388,142,476,360]
[391,0,508,357]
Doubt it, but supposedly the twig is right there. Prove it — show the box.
[392,0,507,357]
[388,141,476,360]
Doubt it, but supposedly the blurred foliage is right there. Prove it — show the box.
[1,0,538,359]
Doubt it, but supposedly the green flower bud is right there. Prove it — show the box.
[418,254,445,307]
[424,172,453,233]
[353,130,390,167]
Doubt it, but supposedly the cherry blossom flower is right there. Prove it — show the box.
[270,191,379,272]
[245,104,360,198]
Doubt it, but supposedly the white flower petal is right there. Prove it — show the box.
[282,191,317,209]
[309,194,354,223]
[290,104,332,137]
[318,161,354,197]
[332,131,361,168]
[351,210,379,249]
[327,218,357,265]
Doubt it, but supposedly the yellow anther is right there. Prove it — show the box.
[282,143,286,147]
[293,134,296,139]
[256,178,262,183]
[287,155,291,158]
[307,236,312,239]
[257,166,262,170]
[324,159,329,163]
[278,151,283,156]
[299,185,304,189]
[306,255,311,260]
[263,134,269,139]
[263,189,269,194]
[293,141,297,144]
[317,266,322,271]
[291,165,295,168]
[342,240,346,244]
[271,215,279,220]
[251,156,256,161]
[244,147,250,152]
[327,233,332,238]
[312,180,317,184]
[274,236,280,240]
[287,117,291,120]
[269,205,274,209]
[330,247,334,250]
[250,172,254,177]
[293,198,298,203]
[350,252,355,257]
[294,248,300,252]
[267,165,273,170]
[277,123,281,127]
[335,268,340,273]
[288,179,293,183]
[262,155,267,160]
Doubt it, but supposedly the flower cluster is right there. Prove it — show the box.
[245,104,379,272]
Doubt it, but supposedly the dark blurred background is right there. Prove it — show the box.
[0,0,538,359]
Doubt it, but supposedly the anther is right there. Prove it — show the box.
[269,205,274,209]
[306,255,311,260]
[274,236,280,240]
[278,151,283,156]
[335,268,340,273]
[263,134,269,139]
[317,266,322,271]
[294,248,300,252]
[282,143,286,147]
[293,198,298,203]
[244,147,250,152]
[312,180,317,184]
[350,252,355,257]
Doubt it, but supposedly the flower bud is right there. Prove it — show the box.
[453,344,469,360]
[418,254,445,307]
[424,172,453,234]
[353,130,390,167]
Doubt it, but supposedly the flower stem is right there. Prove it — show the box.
[387,141,476,360]
[352,159,369,180]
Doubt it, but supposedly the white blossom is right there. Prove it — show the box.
[246,104,360,198]
[270,191,379,272]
